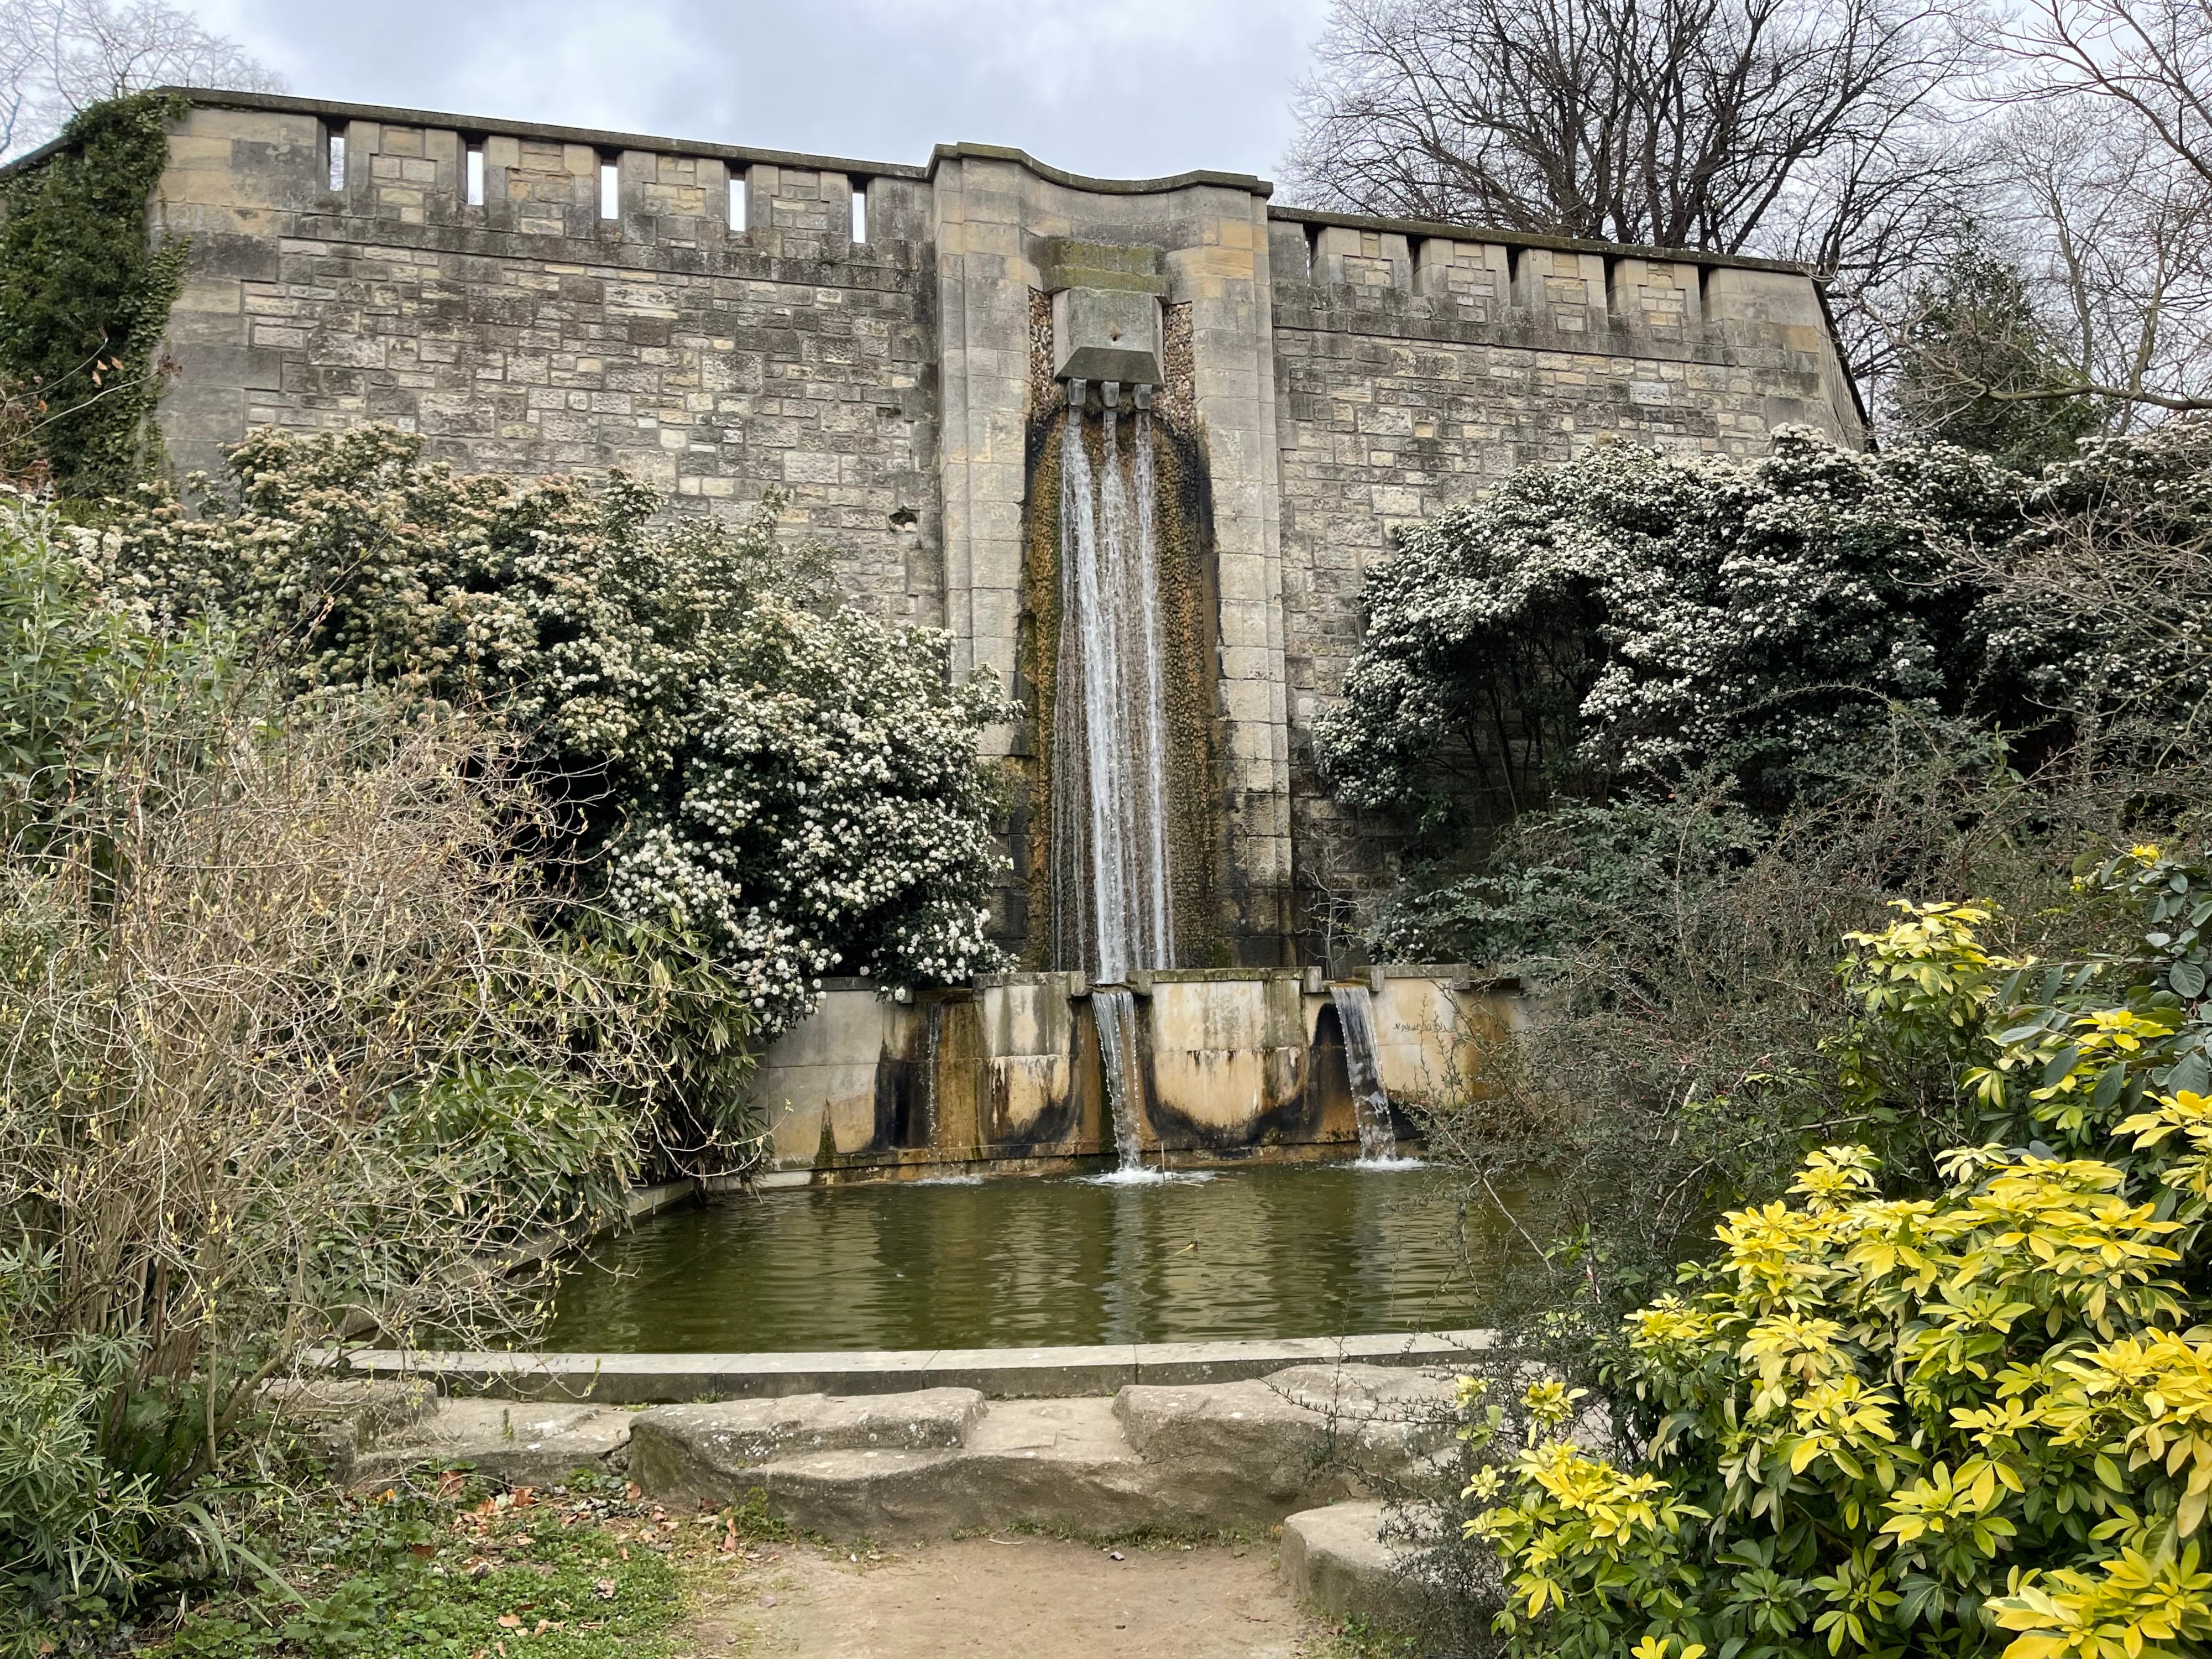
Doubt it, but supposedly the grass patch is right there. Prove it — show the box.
[143,1470,787,1658]
[1300,1615,1421,1658]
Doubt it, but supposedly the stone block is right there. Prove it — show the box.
[631,1389,986,1479]
[1314,226,1411,291]
[1512,247,1608,335]
[1279,1501,1422,1628]
[1610,257,1702,341]
[1414,238,1509,315]
[1050,286,1163,387]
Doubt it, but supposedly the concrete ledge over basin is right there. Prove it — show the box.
[333,1329,1494,1405]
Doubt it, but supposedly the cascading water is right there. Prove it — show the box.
[1052,380,1176,985]
[1050,378,1178,1174]
[1330,984,1398,1163]
[1092,988,1146,1172]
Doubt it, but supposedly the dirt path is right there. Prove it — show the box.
[682,1533,1331,1658]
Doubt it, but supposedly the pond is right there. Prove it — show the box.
[543,1161,1542,1353]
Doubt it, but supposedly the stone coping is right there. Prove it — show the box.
[2,87,1836,284]
[1270,202,1821,278]
[331,1329,1494,1405]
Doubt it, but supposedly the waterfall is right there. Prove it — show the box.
[1050,380,1178,1177]
[1050,381,1175,987]
[1331,985,1398,1162]
[1093,988,1146,1173]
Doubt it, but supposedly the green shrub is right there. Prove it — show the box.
[92,424,1011,1040]
[1313,423,2212,869]
[0,499,676,1637]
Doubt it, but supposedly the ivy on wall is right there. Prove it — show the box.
[0,92,188,499]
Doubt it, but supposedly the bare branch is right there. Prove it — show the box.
[0,0,280,160]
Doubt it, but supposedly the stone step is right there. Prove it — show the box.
[339,1363,1463,1540]
[627,1364,1456,1536]
[1279,1501,1421,1628]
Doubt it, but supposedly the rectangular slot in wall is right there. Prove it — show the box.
[729,170,747,232]
[464,142,484,206]
[326,130,346,191]
[599,158,619,220]
[850,184,867,243]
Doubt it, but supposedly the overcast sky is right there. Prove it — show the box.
[187,0,1332,184]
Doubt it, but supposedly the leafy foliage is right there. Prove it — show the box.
[1408,726,2151,1337]
[1311,429,2022,829]
[0,91,186,498]
[1461,847,2212,1659]
[1974,420,2212,747]
[1889,236,2109,472]
[91,424,1011,1038]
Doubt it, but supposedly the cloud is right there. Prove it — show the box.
[190,0,1331,182]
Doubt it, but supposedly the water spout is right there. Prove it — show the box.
[1094,987,1146,1172]
[1330,984,1397,1162]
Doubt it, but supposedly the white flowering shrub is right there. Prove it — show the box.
[1978,422,2212,730]
[1311,427,2024,824]
[91,425,1010,1037]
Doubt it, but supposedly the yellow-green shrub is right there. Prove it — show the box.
[1467,847,2212,1659]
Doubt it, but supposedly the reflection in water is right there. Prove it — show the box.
[544,1164,1541,1353]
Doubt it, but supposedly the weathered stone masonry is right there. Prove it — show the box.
[133,90,1866,969]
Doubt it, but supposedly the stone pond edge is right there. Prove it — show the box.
[325,1328,1497,1403]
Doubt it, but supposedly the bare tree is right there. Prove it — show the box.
[2005,102,2212,416]
[0,0,279,159]
[1880,0,2212,422]
[1283,0,1975,247]
[2011,0,2212,186]
[1878,2,2212,436]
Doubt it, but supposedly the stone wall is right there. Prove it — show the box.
[746,965,1518,1182]
[150,96,944,625]
[92,90,1865,968]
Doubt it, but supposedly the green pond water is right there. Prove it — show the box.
[543,1161,1534,1353]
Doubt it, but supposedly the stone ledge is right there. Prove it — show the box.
[330,1329,1493,1404]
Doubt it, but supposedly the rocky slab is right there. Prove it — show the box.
[631,1389,986,1469]
[1279,1501,1421,1628]
[629,1368,1437,1536]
